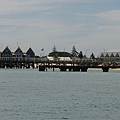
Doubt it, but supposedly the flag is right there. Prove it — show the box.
[41,48,44,51]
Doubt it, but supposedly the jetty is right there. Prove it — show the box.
[1,45,120,72]
[38,60,120,72]
[0,57,120,72]
[0,57,41,69]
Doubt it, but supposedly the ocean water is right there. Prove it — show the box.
[0,69,120,120]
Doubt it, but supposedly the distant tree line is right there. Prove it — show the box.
[71,45,95,59]
[49,45,95,59]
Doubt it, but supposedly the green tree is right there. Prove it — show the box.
[72,45,77,57]
[53,45,57,52]
[90,53,95,59]
[78,51,83,59]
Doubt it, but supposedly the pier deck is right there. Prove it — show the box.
[38,61,120,72]
[0,57,120,72]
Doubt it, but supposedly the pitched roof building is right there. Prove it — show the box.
[1,46,12,57]
[100,52,120,58]
[100,52,120,62]
[14,47,24,57]
[1,46,35,58]
[26,47,35,58]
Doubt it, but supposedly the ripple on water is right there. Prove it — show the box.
[0,70,120,120]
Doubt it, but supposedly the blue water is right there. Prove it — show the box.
[0,69,120,120]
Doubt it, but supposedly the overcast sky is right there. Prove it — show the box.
[0,0,120,56]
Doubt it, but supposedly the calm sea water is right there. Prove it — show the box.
[0,69,120,120]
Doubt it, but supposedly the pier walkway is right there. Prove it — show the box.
[38,60,120,72]
[0,57,41,68]
[39,65,120,72]
[0,57,120,72]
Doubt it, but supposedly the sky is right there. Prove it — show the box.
[0,0,120,57]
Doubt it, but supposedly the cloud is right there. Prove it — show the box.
[96,9,120,21]
[0,0,53,15]
[0,26,19,34]
[0,0,100,15]
[0,0,120,56]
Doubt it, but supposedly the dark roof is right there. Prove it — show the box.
[26,47,34,54]
[14,47,23,54]
[2,46,12,55]
[48,51,72,57]
[26,47,35,57]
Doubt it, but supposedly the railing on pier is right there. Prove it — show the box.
[0,57,98,63]
[0,57,41,63]
[100,57,120,62]
[1,57,120,71]
[0,56,120,65]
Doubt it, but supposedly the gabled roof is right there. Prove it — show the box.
[26,47,35,54]
[14,47,24,54]
[101,53,104,57]
[26,47,35,57]
[110,53,114,57]
[116,53,119,57]
[100,52,120,57]
[2,46,12,54]
[105,53,109,57]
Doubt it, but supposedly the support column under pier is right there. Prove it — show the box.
[81,67,88,72]
[73,67,80,72]
[102,67,109,72]
[32,63,35,69]
[26,63,30,69]
[60,66,66,71]
[39,66,46,71]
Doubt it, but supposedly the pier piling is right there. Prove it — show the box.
[81,67,88,72]
[102,67,109,72]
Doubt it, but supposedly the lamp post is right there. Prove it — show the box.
[103,48,105,62]
[103,48,105,53]
[64,47,65,62]
[85,49,90,58]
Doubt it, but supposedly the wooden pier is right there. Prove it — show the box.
[0,57,40,69]
[39,65,112,72]
[38,61,120,72]
[0,57,120,72]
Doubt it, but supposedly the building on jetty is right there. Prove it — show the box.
[1,46,120,71]
[1,46,35,58]
[100,52,120,63]
[38,51,120,72]
[0,46,36,68]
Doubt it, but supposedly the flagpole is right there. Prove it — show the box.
[41,48,44,56]
[43,49,44,56]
